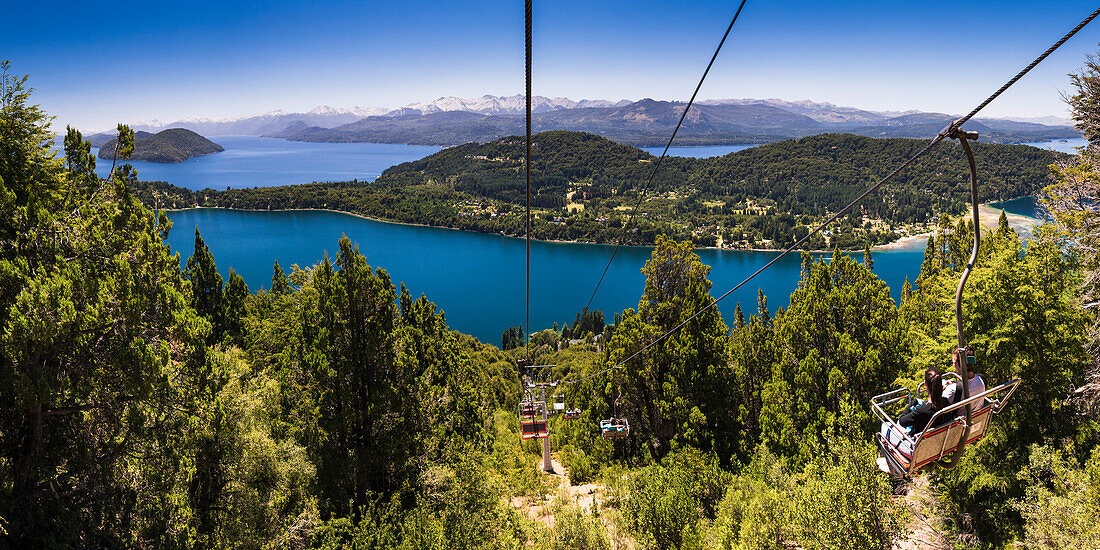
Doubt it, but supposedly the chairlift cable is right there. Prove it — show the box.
[582,0,749,313]
[953,7,1100,132]
[525,0,533,367]
[607,6,1100,371]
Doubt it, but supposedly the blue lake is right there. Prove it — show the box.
[68,135,1081,192]
[79,136,441,190]
[164,208,927,344]
[989,196,1045,219]
[640,144,759,158]
[1019,137,1087,155]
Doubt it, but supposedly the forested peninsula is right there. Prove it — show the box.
[133,131,1063,249]
[99,127,224,163]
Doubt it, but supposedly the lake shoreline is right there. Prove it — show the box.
[161,205,949,254]
[162,207,932,343]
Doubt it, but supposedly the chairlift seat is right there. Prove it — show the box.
[564,408,581,420]
[599,418,630,439]
[520,419,548,439]
[871,379,1019,477]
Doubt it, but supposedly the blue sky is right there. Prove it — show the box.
[5,0,1100,130]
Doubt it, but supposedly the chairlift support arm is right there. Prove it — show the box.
[943,126,980,469]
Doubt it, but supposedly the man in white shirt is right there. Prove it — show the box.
[943,348,986,414]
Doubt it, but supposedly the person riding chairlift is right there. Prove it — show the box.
[943,348,986,414]
[897,367,950,433]
[876,349,987,473]
[883,349,986,436]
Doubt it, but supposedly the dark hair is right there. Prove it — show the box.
[925,367,947,409]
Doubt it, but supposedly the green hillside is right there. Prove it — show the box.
[133,130,1063,249]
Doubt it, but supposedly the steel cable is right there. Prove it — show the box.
[525,0,533,365]
[583,0,749,313]
[596,6,1100,374]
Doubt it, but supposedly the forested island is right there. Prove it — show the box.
[98,127,224,163]
[132,131,1063,249]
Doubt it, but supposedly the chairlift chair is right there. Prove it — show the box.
[519,401,539,417]
[599,417,630,439]
[872,374,1021,478]
[870,128,1025,477]
[564,408,581,420]
[520,416,549,439]
[518,399,548,439]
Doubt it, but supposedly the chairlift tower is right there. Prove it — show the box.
[523,364,558,473]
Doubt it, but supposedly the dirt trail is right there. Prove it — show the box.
[508,453,635,547]
[892,476,953,550]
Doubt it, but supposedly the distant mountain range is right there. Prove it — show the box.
[97,128,224,163]
[97,94,1079,147]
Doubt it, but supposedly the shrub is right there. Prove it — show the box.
[790,440,902,550]
[623,448,730,549]
[561,445,599,485]
[1015,444,1100,549]
[710,447,791,550]
[551,504,611,550]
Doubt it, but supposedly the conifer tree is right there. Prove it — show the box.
[0,63,202,544]
[224,269,248,345]
[606,236,730,459]
[271,259,290,295]
[758,254,905,461]
[185,229,226,341]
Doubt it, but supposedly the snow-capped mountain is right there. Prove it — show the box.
[92,95,1074,144]
[118,106,391,136]
[307,105,391,117]
[397,95,631,116]
[699,98,920,127]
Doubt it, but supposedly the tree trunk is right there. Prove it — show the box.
[14,403,44,497]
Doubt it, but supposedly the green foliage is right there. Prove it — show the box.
[0,63,208,547]
[560,444,599,485]
[756,253,907,462]
[623,448,730,549]
[184,229,226,342]
[224,268,249,345]
[791,440,902,550]
[1065,53,1100,145]
[4,62,1099,549]
[62,125,97,202]
[501,324,524,351]
[0,59,64,244]
[105,123,135,179]
[710,442,901,550]
[605,237,730,460]
[1015,444,1100,549]
[570,308,606,337]
[710,447,791,550]
[270,259,290,295]
[549,503,611,550]
[98,127,223,163]
[906,222,1095,543]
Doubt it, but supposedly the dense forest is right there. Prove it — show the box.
[2,59,1099,549]
[132,131,1062,250]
